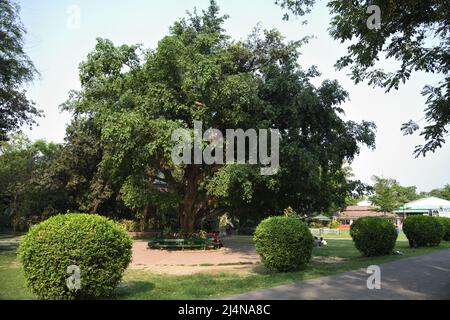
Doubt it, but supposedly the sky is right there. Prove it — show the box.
[17,0,450,192]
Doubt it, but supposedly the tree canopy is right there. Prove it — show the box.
[0,134,61,230]
[60,1,376,233]
[425,185,450,201]
[0,0,40,141]
[369,175,420,212]
[275,0,450,157]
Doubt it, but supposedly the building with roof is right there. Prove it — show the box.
[333,197,450,229]
[333,205,401,229]
[394,197,450,218]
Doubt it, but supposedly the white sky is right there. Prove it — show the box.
[18,0,450,192]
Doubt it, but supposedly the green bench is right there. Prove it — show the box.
[148,237,222,250]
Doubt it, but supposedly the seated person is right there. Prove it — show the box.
[313,237,322,247]
[320,237,328,247]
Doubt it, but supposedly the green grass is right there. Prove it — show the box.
[320,229,408,241]
[116,240,450,299]
[1,233,449,300]
[0,244,34,299]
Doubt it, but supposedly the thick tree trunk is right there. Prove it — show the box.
[180,212,196,235]
[143,204,154,231]
[178,165,223,235]
[179,166,200,235]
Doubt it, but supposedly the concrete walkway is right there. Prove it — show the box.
[224,249,450,300]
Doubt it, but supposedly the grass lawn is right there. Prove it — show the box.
[321,229,408,241]
[1,234,449,300]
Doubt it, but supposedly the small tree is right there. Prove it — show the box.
[369,176,419,212]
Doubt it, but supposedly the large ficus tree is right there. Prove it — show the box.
[63,1,375,233]
[0,0,41,141]
[276,0,449,157]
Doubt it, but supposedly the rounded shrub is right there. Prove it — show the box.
[403,215,444,247]
[435,217,450,241]
[18,213,132,300]
[253,216,313,272]
[350,217,398,257]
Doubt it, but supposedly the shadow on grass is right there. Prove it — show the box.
[115,281,156,299]
[0,243,19,252]
[0,233,22,252]
[0,233,24,239]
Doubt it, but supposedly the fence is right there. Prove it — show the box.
[309,228,341,236]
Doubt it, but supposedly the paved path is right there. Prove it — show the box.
[224,249,450,300]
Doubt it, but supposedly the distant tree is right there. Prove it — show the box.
[275,0,450,157]
[36,118,136,221]
[341,164,372,208]
[369,176,419,212]
[0,120,141,231]
[0,134,61,230]
[392,184,420,204]
[0,0,41,141]
[427,185,450,201]
[344,195,364,207]
[369,176,400,212]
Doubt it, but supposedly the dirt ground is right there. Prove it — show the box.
[130,236,262,275]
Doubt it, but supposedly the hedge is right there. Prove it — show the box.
[253,216,313,272]
[435,217,450,241]
[18,213,132,300]
[403,215,444,247]
[350,217,398,257]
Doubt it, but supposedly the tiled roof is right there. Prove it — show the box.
[335,206,399,220]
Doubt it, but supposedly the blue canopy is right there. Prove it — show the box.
[395,197,450,213]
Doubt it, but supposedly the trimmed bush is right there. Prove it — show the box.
[350,217,398,257]
[18,213,132,300]
[253,216,313,272]
[403,215,444,247]
[436,217,450,241]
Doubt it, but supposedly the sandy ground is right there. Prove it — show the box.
[130,236,262,275]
